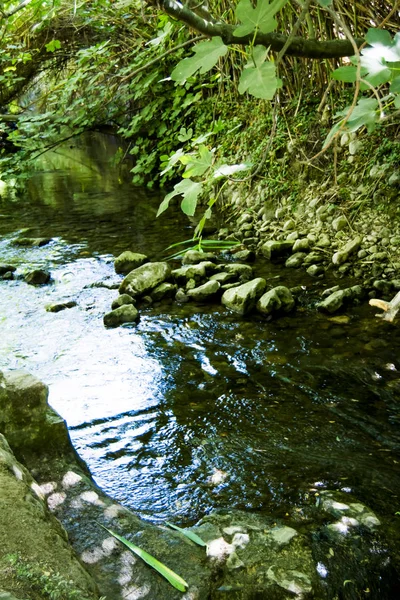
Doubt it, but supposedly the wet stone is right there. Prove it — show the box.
[119,261,171,296]
[292,238,310,252]
[1,271,14,280]
[285,252,306,268]
[103,304,139,328]
[0,265,16,276]
[24,270,51,285]
[45,301,77,313]
[111,294,136,310]
[13,237,52,247]
[257,286,295,316]
[182,250,216,265]
[187,280,220,301]
[221,278,266,315]
[261,240,294,260]
[150,282,177,301]
[223,263,253,282]
[114,251,148,275]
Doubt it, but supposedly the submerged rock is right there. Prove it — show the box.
[103,304,139,327]
[24,269,51,285]
[119,261,171,297]
[221,277,266,315]
[114,251,148,275]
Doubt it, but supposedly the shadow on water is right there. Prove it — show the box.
[1,133,400,544]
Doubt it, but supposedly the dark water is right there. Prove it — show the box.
[1,134,400,536]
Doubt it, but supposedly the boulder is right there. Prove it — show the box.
[221,278,266,315]
[111,294,136,310]
[209,272,237,285]
[306,264,325,277]
[114,251,148,275]
[24,270,51,285]
[182,250,216,265]
[119,262,171,296]
[230,249,254,262]
[0,371,77,454]
[261,240,294,260]
[332,236,362,266]
[187,280,220,301]
[103,305,139,328]
[257,286,295,316]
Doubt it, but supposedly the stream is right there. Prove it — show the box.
[1,133,400,538]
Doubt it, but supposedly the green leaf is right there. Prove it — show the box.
[157,179,203,217]
[332,66,359,83]
[234,0,289,37]
[160,148,185,176]
[394,95,400,109]
[365,29,393,47]
[171,37,228,84]
[316,0,332,5]
[99,525,188,592]
[45,39,61,53]
[177,127,193,142]
[166,523,207,547]
[339,97,379,133]
[238,48,281,100]
[183,145,213,178]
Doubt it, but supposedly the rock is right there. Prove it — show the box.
[285,252,306,268]
[1,271,14,280]
[0,265,16,276]
[292,238,310,252]
[209,272,237,285]
[13,237,52,247]
[370,251,388,262]
[303,251,324,265]
[317,289,351,313]
[223,263,253,282]
[283,219,296,231]
[187,280,220,301]
[261,240,294,260]
[332,236,362,266]
[182,250,216,264]
[257,286,295,316]
[321,285,340,298]
[332,216,347,231]
[0,434,98,600]
[306,264,325,277]
[317,285,363,313]
[119,261,171,296]
[175,288,189,303]
[24,270,51,285]
[45,301,77,313]
[221,278,267,315]
[151,282,177,301]
[111,294,136,310]
[114,251,148,275]
[0,371,73,453]
[316,233,331,247]
[286,231,299,240]
[171,261,215,284]
[103,304,139,328]
[373,280,393,296]
[230,249,254,262]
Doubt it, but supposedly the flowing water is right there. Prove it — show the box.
[1,134,400,540]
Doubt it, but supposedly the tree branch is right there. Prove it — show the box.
[155,0,364,59]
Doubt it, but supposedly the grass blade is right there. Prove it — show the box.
[166,522,207,548]
[99,524,188,592]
